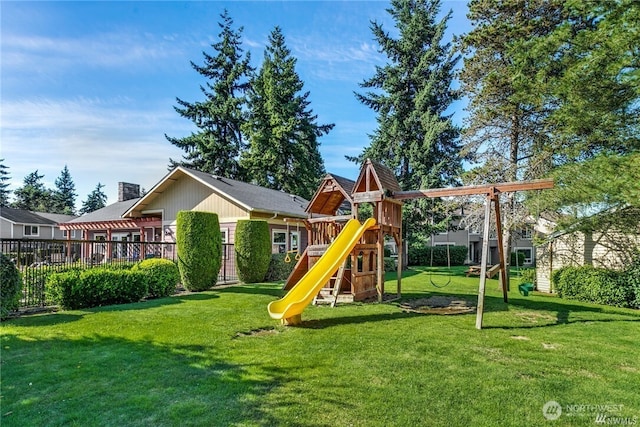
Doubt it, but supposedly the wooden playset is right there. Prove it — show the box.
[281,159,553,328]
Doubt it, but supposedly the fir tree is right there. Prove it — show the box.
[166,10,252,179]
[79,183,107,215]
[52,165,77,214]
[241,27,333,200]
[12,170,53,212]
[353,0,461,243]
[0,159,11,207]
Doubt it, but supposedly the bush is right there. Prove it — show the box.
[384,257,396,272]
[1,253,22,319]
[621,254,640,309]
[265,253,296,282]
[407,245,467,266]
[46,268,148,310]
[176,211,221,291]
[235,220,271,283]
[510,252,526,267]
[552,265,633,308]
[132,258,180,298]
[519,268,536,286]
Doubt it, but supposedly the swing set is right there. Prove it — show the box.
[283,219,302,263]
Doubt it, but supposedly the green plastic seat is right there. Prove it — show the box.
[518,283,534,296]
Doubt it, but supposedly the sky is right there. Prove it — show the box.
[1,0,471,211]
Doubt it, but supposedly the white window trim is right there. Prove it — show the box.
[220,228,229,244]
[24,225,39,237]
[63,230,77,238]
[515,247,534,264]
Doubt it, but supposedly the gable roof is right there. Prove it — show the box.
[69,198,141,223]
[306,173,355,215]
[353,159,401,196]
[33,212,77,224]
[0,207,58,225]
[123,167,309,219]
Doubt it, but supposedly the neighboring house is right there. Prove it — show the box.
[429,208,536,267]
[534,215,640,293]
[122,167,309,253]
[0,206,77,240]
[60,167,310,261]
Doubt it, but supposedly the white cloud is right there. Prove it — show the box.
[1,97,188,207]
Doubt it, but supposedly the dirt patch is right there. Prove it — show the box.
[233,327,280,339]
[399,296,476,315]
[511,335,531,341]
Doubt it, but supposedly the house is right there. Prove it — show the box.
[534,214,640,293]
[0,206,77,240]
[60,167,310,260]
[428,206,537,267]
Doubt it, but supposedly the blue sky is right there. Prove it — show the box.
[1,1,470,210]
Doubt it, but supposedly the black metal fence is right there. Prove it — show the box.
[1,239,238,309]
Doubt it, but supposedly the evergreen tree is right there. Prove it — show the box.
[79,183,107,215]
[352,0,461,243]
[241,27,332,200]
[52,165,77,214]
[12,170,53,212]
[166,10,252,179]
[0,159,11,207]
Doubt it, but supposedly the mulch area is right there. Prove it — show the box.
[399,296,476,315]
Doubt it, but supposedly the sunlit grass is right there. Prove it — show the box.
[2,267,639,426]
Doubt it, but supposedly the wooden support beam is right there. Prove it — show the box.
[393,178,554,200]
[475,195,493,330]
[492,193,509,302]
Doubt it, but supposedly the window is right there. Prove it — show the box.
[518,227,533,239]
[272,230,299,254]
[515,247,533,265]
[24,225,39,236]
[63,230,77,238]
[220,228,228,244]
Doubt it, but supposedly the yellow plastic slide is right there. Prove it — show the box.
[268,218,377,325]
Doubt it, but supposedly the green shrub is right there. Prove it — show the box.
[553,265,632,308]
[510,252,526,267]
[1,253,22,319]
[235,220,271,283]
[46,269,148,310]
[176,211,221,291]
[384,257,396,272]
[265,253,296,282]
[132,258,180,298]
[408,245,466,266]
[519,268,536,286]
[621,254,640,309]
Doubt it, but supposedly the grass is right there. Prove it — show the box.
[1,266,639,426]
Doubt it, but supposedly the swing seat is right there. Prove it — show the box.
[518,283,534,296]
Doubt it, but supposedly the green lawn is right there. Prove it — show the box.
[2,267,639,426]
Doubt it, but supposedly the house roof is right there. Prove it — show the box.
[69,198,141,223]
[0,207,58,225]
[33,212,77,224]
[124,167,310,219]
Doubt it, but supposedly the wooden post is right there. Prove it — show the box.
[492,193,509,303]
[396,231,402,299]
[476,194,493,330]
[377,205,384,302]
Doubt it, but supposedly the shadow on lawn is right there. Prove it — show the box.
[0,332,318,427]
[216,284,283,298]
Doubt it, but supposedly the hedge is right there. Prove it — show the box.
[46,269,148,310]
[1,253,22,319]
[235,220,271,283]
[176,211,221,291]
[265,253,296,282]
[552,265,635,308]
[132,258,180,298]
[408,245,467,266]
[621,255,640,309]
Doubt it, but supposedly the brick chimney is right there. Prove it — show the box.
[118,182,141,202]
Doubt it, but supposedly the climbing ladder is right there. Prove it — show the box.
[313,260,347,307]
